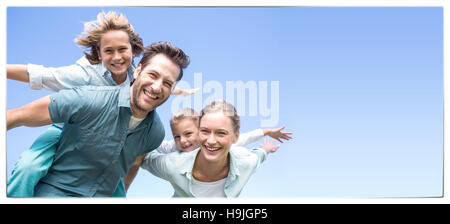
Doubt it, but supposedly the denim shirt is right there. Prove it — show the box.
[28,56,135,92]
[141,146,267,197]
[37,85,165,197]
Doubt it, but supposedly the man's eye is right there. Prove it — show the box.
[164,81,173,88]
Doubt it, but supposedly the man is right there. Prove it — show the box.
[7,41,190,197]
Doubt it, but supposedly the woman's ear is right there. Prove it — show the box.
[232,131,239,144]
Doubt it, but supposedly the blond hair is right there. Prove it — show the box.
[170,108,200,130]
[200,100,240,133]
[75,11,144,64]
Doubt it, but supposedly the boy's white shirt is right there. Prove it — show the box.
[27,56,135,92]
[155,128,265,154]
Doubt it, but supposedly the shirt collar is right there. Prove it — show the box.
[228,148,241,178]
[100,62,136,83]
[117,85,131,108]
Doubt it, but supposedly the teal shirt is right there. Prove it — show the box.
[141,147,267,197]
[36,85,165,197]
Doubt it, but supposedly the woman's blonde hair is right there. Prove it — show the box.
[75,11,144,64]
[199,100,240,133]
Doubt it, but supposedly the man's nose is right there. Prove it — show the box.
[151,79,163,93]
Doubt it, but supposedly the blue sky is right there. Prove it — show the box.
[6,7,443,197]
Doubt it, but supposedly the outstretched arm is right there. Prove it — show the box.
[234,126,292,147]
[171,88,199,96]
[7,64,29,83]
[7,96,53,130]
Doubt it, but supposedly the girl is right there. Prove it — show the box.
[139,100,291,197]
[7,11,195,197]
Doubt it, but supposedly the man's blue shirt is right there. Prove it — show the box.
[36,85,164,197]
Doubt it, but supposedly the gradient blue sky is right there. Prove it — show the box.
[6,7,443,197]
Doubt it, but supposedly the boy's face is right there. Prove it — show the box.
[99,30,133,76]
[171,118,200,152]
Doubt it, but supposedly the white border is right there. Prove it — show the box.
[1,0,448,204]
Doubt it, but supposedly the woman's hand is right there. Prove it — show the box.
[263,126,292,143]
[260,138,280,154]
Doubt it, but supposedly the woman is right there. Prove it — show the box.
[141,100,285,197]
[123,107,292,192]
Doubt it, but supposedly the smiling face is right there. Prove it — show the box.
[171,118,200,152]
[198,111,239,162]
[98,30,133,77]
[130,53,180,118]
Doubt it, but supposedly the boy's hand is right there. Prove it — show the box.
[172,88,200,96]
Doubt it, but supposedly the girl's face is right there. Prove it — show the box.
[99,30,133,76]
[171,118,200,152]
[198,111,239,162]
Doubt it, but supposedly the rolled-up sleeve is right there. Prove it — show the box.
[28,63,91,92]
[251,148,267,167]
[155,140,178,154]
[234,129,264,147]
